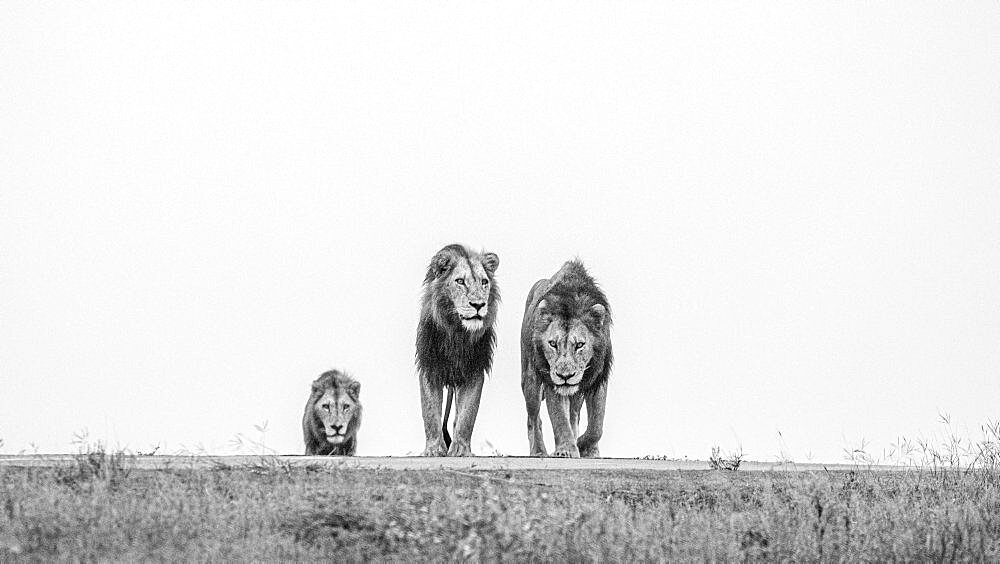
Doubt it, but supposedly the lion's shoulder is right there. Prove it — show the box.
[547,260,610,313]
[527,260,612,326]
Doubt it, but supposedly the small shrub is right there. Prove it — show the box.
[230,420,277,456]
[55,442,132,491]
[135,445,160,456]
[709,446,743,471]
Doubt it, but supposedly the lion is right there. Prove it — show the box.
[302,369,362,456]
[416,243,500,456]
[521,259,612,458]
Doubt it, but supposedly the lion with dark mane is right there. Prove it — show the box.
[521,259,612,458]
[416,244,500,456]
[302,369,362,456]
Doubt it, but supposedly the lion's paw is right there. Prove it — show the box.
[552,446,580,458]
[447,441,473,457]
[578,439,601,458]
[421,441,447,457]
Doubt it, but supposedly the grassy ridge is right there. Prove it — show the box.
[2,453,1000,560]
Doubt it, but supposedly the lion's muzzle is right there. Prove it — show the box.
[550,369,584,396]
[554,371,574,383]
[325,424,347,444]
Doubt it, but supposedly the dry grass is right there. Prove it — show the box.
[1,458,999,560]
[1,421,999,560]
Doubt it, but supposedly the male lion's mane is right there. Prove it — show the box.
[302,369,362,456]
[415,244,501,390]
[530,259,613,396]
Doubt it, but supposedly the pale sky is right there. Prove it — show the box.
[2,2,998,463]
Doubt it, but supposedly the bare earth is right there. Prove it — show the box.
[0,454,904,472]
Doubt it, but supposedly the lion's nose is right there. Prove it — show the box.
[470,301,485,312]
[331,424,344,434]
[555,372,573,382]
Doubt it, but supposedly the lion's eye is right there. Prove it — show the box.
[574,341,584,350]
[481,279,488,286]
[342,404,351,411]
[547,340,557,348]
[455,278,466,286]
[321,403,331,412]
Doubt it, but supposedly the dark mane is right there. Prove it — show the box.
[534,259,613,396]
[539,259,612,335]
[416,321,497,388]
[311,369,360,401]
[416,244,501,389]
[422,243,470,285]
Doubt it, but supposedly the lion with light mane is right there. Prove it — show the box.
[416,244,500,456]
[521,259,612,458]
[302,369,362,456]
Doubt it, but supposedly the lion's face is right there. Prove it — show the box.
[427,246,500,336]
[312,389,358,445]
[446,258,494,332]
[535,300,607,396]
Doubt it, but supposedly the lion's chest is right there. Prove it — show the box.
[417,322,495,387]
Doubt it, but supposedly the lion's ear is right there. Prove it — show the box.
[311,379,322,393]
[536,299,547,313]
[589,303,608,329]
[481,252,499,274]
[348,380,361,397]
[432,251,455,276]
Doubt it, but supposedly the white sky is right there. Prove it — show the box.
[2,2,998,463]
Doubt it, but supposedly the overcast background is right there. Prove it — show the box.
[2,2,998,463]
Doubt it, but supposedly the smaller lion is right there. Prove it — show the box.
[521,259,613,458]
[302,369,362,456]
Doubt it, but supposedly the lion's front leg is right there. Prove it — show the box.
[419,373,447,456]
[569,392,584,443]
[522,369,547,457]
[544,386,580,458]
[577,381,606,458]
[448,374,484,457]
